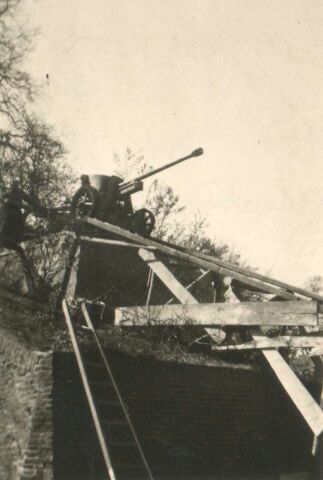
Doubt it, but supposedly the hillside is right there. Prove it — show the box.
[0,285,256,370]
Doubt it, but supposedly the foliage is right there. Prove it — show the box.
[145,180,185,239]
[305,275,322,294]
[24,233,75,302]
[112,148,151,180]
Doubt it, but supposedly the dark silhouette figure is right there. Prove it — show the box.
[0,181,47,293]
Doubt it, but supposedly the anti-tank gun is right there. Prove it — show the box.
[70,148,204,236]
[0,149,203,293]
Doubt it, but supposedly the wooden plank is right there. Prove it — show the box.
[84,217,297,300]
[65,244,80,300]
[309,347,323,357]
[311,356,323,478]
[115,300,318,327]
[311,357,323,456]
[182,248,323,302]
[249,326,323,437]
[0,251,14,258]
[213,336,323,351]
[80,236,156,249]
[138,249,222,341]
[218,276,323,439]
[139,248,196,304]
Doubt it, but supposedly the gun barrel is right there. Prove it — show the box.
[119,148,204,191]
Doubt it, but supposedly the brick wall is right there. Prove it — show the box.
[53,350,314,479]
[0,331,53,480]
[109,352,314,478]
[0,333,316,479]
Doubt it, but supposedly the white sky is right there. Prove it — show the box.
[22,0,322,286]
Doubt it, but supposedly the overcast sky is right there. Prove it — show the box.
[23,0,322,286]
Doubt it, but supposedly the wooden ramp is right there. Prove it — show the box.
[63,217,323,476]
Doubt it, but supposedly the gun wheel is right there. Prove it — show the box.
[70,186,98,217]
[133,208,156,237]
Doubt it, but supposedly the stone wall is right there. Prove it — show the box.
[0,331,53,480]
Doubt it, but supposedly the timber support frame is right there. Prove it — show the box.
[78,217,323,463]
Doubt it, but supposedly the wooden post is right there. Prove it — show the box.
[15,244,36,295]
[313,433,323,479]
[311,355,323,478]
[211,274,226,303]
[138,248,223,342]
[220,277,323,441]
[248,331,323,437]
[56,238,80,306]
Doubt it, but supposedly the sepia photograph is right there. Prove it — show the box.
[0,0,322,479]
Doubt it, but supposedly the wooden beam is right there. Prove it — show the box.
[249,326,323,437]
[138,248,223,342]
[310,347,323,357]
[184,269,211,292]
[0,251,14,258]
[215,276,323,439]
[165,269,212,304]
[180,248,323,302]
[139,248,195,304]
[84,217,297,299]
[115,300,318,327]
[64,243,80,300]
[312,357,323,456]
[80,236,156,249]
[212,336,323,351]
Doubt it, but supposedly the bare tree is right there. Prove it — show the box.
[0,113,74,205]
[0,2,77,299]
[0,0,75,205]
[0,0,35,126]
